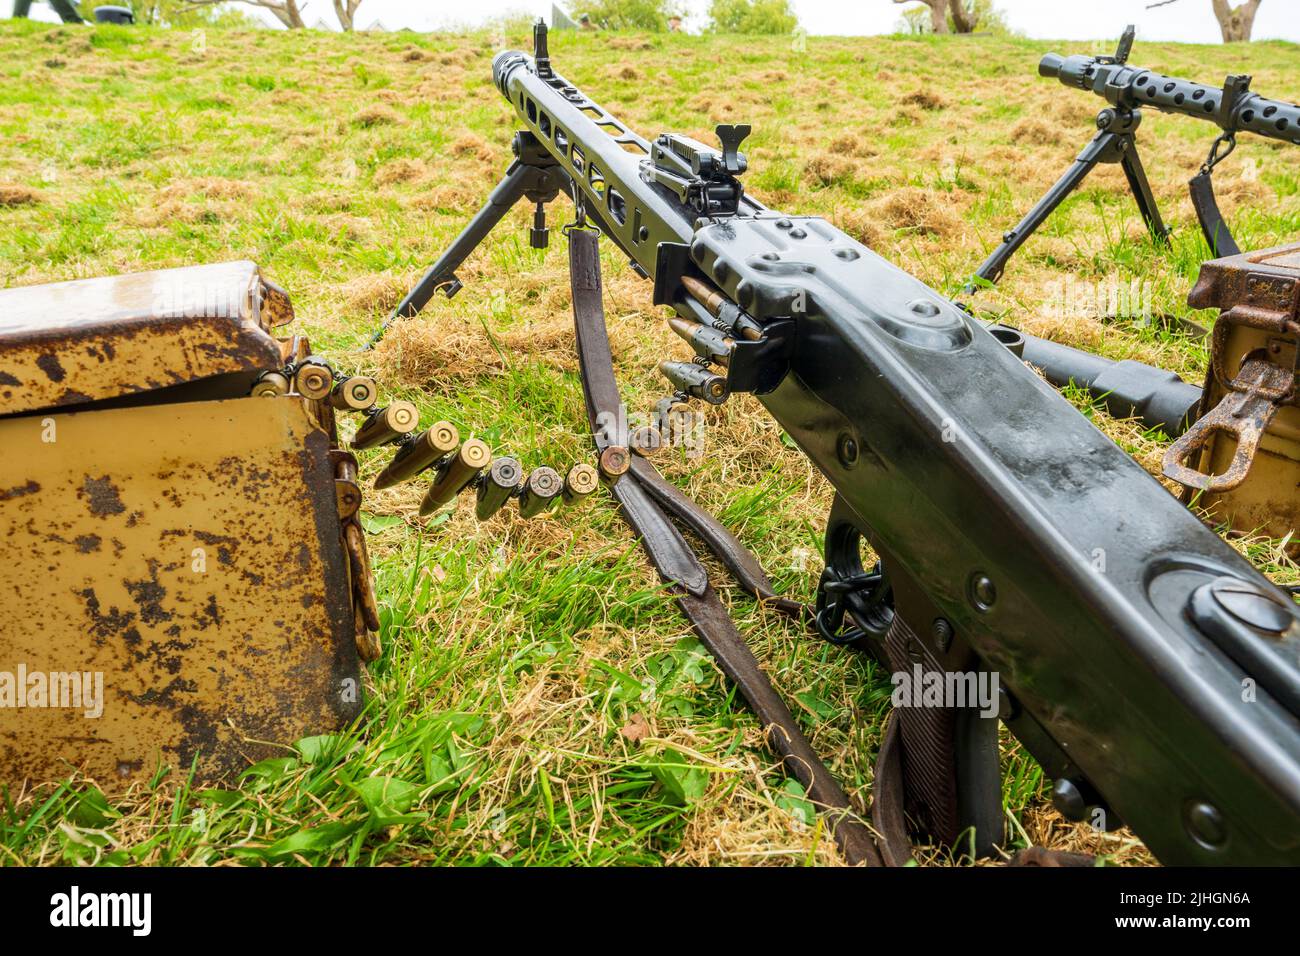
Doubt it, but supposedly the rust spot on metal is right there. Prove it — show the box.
[0,480,40,501]
[74,534,101,553]
[36,352,65,382]
[80,475,126,516]
[76,586,142,650]
[124,563,173,626]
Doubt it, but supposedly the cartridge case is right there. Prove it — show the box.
[294,358,334,400]
[597,445,632,482]
[419,438,492,515]
[250,371,290,398]
[374,420,460,490]
[475,456,524,520]
[329,376,379,412]
[668,316,733,367]
[660,360,728,405]
[629,423,664,457]
[518,466,562,518]
[562,463,600,505]
[352,401,420,450]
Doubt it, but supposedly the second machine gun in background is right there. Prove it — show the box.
[373,22,1300,865]
[971,24,1300,289]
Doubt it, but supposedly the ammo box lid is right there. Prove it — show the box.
[1188,241,1300,315]
[0,260,290,416]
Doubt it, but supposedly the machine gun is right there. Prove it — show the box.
[374,22,1300,865]
[971,25,1300,288]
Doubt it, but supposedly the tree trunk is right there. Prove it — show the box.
[893,0,949,34]
[263,0,306,29]
[948,0,979,33]
[1211,0,1262,43]
[333,0,363,31]
[184,0,305,27]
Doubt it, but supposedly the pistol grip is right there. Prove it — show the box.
[884,615,1004,858]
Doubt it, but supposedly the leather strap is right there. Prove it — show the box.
[872,714,915,867]
[1189,168,1242,258]
[629,457,807,619]
[568,228,883,867]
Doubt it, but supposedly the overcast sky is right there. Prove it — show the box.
[16,1,1300,42]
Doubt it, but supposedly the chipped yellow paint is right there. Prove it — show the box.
[0,261,291,416]
[0,396,363,790]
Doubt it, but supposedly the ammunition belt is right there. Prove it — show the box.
[250,349,629,524]
[249,339,631,666]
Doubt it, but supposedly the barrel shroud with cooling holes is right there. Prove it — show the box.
[1040,50,1300,146]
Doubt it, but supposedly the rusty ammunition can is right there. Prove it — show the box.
[0,261,369,791]
[419,438,492,515]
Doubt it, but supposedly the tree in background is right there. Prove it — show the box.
[894,0,948,33]
[183,0,306,28]
[125,0,253,26]
[948,0,977,32]
[572,0,679,31]
[1148,0,1263,42]
[331,0,363,30]
[893,0,1008,35]
[708,0,798,34]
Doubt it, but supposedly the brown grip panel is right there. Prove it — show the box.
[884,615,961,845]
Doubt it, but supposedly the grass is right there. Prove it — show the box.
[1,19,1297,867]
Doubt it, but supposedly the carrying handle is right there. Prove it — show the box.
[1162,358,1290,493]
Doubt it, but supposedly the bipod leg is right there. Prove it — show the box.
[1118,137,1170,246]
[965,128,1119,292]
[362,160,555,350]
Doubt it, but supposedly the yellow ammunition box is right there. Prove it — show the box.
[0,262,371,790]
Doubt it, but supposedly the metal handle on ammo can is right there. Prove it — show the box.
[419,439,492,515]
[352,401,420,450]
[373,421,460,489]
